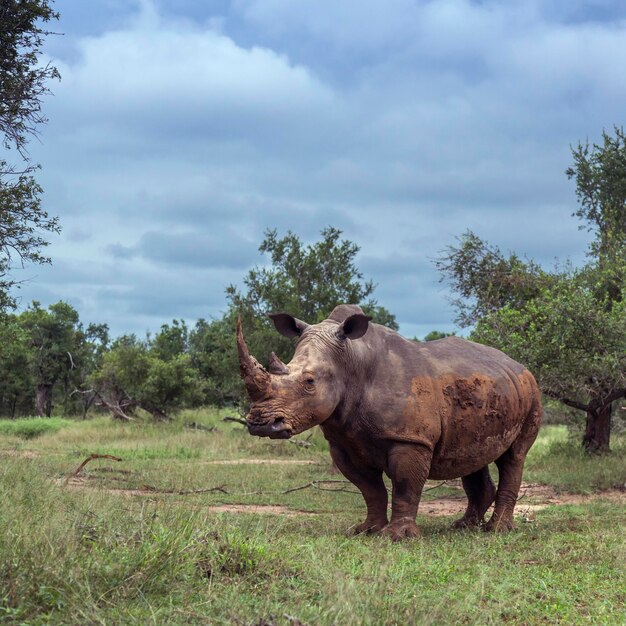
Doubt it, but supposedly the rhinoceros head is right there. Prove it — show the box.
[237,305,371,439]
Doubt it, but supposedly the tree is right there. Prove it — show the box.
[221,227,398,406]
[227,227,398,327]
[151,319,189,361]
[437,128,626,453]
[71,322,109,418]
[434,231,552,327]
[566,126,626,304]
[19,301,85,416]
[90,335,202,421]
[188,313,241,407]
[1,0,60,310]
[0,314,32,416]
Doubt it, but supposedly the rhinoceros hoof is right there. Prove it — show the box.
[380,518,420,541]
[349,519,388,536]
[484,517,515,533]
[451,515,483,530]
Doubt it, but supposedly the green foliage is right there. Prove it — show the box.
[567,127,626,254]
[18,301,98,417]
[188,313,241,407]
[151,319,189,361]
[2,227,398,416]
[20,301,80,384]
[0,316,31,416]
[227,226,397,328]
[91,334,203,419]
[567,126,626,304]
[473,269,626,405]
[423,330,455,341]
[435,230,551,327]
[0,0,61,311]
[0,303,109,418]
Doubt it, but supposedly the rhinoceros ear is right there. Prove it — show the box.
[268,313,309,338]
[337,313,372,340]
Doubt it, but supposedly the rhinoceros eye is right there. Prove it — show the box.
[302,374,315,391]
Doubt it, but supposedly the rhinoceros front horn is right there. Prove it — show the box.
[236,316,270,400]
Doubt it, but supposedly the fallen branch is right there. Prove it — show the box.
[289,438,312,448]
[185,422,217,432]
[93,391,135,421]
[222,416,247,426]
[423,481,450,492]
[283,478,459,498]
[68,454,123,481]
[284,479,361,495]
[141,484,229,495]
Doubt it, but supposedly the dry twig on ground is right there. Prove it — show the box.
[141,484,230,495]
[67,454,123,481]
[222,416,248,426]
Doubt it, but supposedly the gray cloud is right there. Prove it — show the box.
[18,0,625,340]
[112,229,261,269]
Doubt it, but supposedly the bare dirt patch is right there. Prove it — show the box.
[204,504,316,516]
[61,477,151,497]
[420,482,626,519]
[60,477,316,516]
[58,476,625,519]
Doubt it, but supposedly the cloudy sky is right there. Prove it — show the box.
[12,0,626,338]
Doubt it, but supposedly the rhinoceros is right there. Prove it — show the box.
[237,304,542,540]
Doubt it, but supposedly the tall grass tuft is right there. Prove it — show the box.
[0,417,73,439]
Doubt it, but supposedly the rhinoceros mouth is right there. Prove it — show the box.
[247,418,293,439]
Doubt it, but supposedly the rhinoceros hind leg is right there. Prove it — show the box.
[452,466,496,529]
[484,448,524,532]
[485,401,542,532]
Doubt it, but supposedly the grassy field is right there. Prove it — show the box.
[0,410,624,625]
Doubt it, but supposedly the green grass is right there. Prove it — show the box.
[525,425,626,492]
[0,412,625,625]
[0,416,73,439]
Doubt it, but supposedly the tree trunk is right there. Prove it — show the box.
[81,392,96,419]
[582,403,611,453]
[36,384,52,417]
[138,400,171,422]
[94,392,134,421]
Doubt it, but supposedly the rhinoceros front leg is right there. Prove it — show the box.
[329,443,388,535]
[381,443,433,541]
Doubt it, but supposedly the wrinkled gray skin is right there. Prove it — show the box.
[237,304,542,540]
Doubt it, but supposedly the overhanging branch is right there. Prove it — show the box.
[543,390,590,413]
